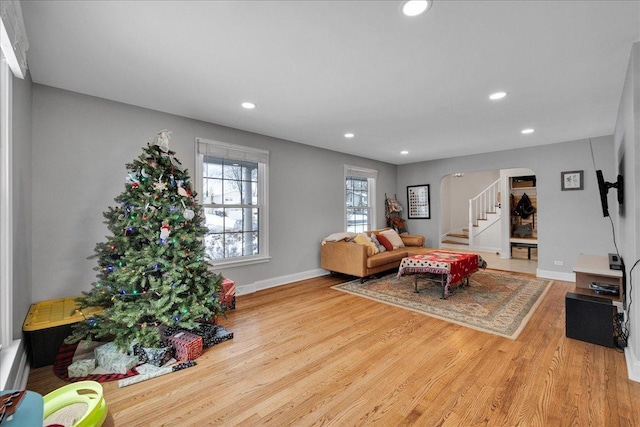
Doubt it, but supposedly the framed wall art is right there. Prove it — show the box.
[407,184,431,219]
[561,170,584,191]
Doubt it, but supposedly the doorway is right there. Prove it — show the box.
[440,169,538,275]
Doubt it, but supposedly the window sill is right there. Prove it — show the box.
[0,339,23,390]
[209,255,271,269]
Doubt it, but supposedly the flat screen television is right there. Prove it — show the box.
[596,170,624,217]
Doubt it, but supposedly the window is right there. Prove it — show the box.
[196,138,269,266]
[345,165,377,233]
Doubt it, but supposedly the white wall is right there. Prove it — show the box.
[614,41,639,381]
[441,170,500,233]
[30,85,398,301]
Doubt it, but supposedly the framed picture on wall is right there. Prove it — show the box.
[407,184,431,219]
[561,170,584,191]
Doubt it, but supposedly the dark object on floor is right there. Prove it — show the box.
[565,292,614,348]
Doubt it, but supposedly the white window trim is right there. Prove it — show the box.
[344,165,377,232]
[195,137,270,268]
[1,52,13,353]
[0,50,17,392]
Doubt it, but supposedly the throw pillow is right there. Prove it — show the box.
[354,233,379,255]
[370,233,386,253]
[375,234,393,252]
[322,232,356,245]
[380,229,405,249]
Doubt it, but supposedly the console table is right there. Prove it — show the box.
[573,253,624,307]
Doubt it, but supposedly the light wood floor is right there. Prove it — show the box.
[27,272,639,426]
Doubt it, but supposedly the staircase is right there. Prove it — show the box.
[442,228,470,247]
[442,179,501,249]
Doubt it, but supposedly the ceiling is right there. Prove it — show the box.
[20,1,640,165]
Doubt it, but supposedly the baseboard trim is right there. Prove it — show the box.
[236,268,328,296]
[470,245,501,254]
[0,338,29,390]
[537,269,575,282]
[624,342,640,383]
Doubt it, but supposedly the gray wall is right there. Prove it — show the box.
[31,84,397,301]
[11,71,32,337]
[397,136,618,277]
[614,41,639,379]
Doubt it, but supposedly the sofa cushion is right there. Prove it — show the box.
[400,234,424,247]
[375,233,393,251]
[370,233,386,252]
[354,233,378,255]
[366,249,408,268]
[380,229,405,249]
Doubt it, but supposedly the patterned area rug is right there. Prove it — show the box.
[332,269,552,339]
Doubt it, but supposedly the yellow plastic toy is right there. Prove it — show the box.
[43,380,107,427]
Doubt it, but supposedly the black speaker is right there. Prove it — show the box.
[565,292,615,347]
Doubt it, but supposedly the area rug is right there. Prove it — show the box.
[332,270,552,339]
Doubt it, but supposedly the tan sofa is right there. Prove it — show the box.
[320,228,429,282]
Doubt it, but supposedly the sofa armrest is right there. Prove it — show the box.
[400,234,424,247]
[320,241,369,277]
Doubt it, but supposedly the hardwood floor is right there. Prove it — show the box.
[27,272,639,426]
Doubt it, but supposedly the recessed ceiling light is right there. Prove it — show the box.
[489,92,507,100]
[401,150,409,155]
[521,128,535,134]
[344,133,355,138]
[401,0,432,17]
[241,102,256,109]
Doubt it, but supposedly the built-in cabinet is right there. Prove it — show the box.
[509,175,537,259]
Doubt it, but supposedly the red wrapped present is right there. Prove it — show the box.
[167,331,203,361]
[221,277,236,310]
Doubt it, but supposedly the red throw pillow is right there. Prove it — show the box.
[376,234,393,251]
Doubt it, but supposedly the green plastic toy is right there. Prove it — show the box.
[43,380,107,427]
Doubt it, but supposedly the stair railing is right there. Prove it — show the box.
[468,178,501,247]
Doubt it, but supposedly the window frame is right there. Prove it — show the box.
[195,137,270,267]
[344,165,377,233]
[0,51,13,354]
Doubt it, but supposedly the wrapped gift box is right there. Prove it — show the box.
[132,343,175,367]
[67,358,96,377]
[94,342,139,374]
[167,331,203,361]
[221,277,236,310]
[206,325,233,347]
[193,323,234,348]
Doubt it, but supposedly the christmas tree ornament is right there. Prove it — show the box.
[177,185,191,198]
[126,172,140,185]
[153,180,168,192]
[159,221,170,240]
[153,129,171,153]
[183,209,195,220]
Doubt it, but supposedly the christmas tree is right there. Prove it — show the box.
[67,130,224,350]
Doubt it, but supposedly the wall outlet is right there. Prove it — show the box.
[554,260,564,266]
